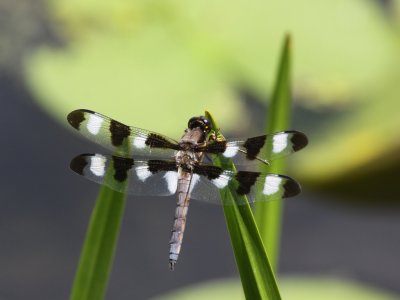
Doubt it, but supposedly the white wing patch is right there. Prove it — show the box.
[133,136,146,149]
[263,176,282,195]
[86,114,103,135]
[90,154,106,177]
[212,173,230,189]
[136,166,152,182]
[164,171,178,194]
[223,143,239,158]
[272,133,288,153]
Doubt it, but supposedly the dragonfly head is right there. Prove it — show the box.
[188,116,212,134]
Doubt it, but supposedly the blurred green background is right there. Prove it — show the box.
[1,0,399,299]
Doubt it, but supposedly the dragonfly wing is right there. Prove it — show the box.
[70,154,180,196]
[195,131,307,165]
[189,164,301,205]
[70,154,301,203]
[67,109,180,158]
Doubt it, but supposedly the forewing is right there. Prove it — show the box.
[196,131,307,165]
[67,109,180,158]
[189,164,301,205]
[70,154,179,196]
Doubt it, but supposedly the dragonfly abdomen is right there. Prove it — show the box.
[168,172,192,270]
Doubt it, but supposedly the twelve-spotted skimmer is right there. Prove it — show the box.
[67,109,308,270]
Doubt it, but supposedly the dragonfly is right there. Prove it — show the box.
[67,109,308,270]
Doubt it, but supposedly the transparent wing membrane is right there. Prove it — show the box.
[219,131,308,164]
[67,109,179,158]
[70,154,179,196]
[70,154,301,205]
[189,169,301,205]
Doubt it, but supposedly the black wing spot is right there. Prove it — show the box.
[193,165,223,180]
[112,156,134,182]
[67,110,86,130]
[209,140,227,154]
[235,171,260,195]
[196,140,227,154]
[145,133,180,150]
[290,131,308,151]
[110,120,131,147]
[70,154,90,175]
[282,177,301,198]
[243,135,266,160]
[148,160,177,173]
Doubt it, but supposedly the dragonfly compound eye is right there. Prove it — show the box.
[188,116,212,133]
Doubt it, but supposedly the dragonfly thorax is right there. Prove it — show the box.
[179,127,207,146]
[175,150,201,171]
[176,127,207,170]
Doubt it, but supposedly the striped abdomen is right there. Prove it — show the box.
[169,170,192,270]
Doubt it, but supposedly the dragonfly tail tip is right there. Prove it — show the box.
[169,260,176,271]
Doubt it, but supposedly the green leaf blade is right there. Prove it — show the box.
[206,111,281,300]
[70,186,126,300]
[254,34,292,271]
[70,149,129,300]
